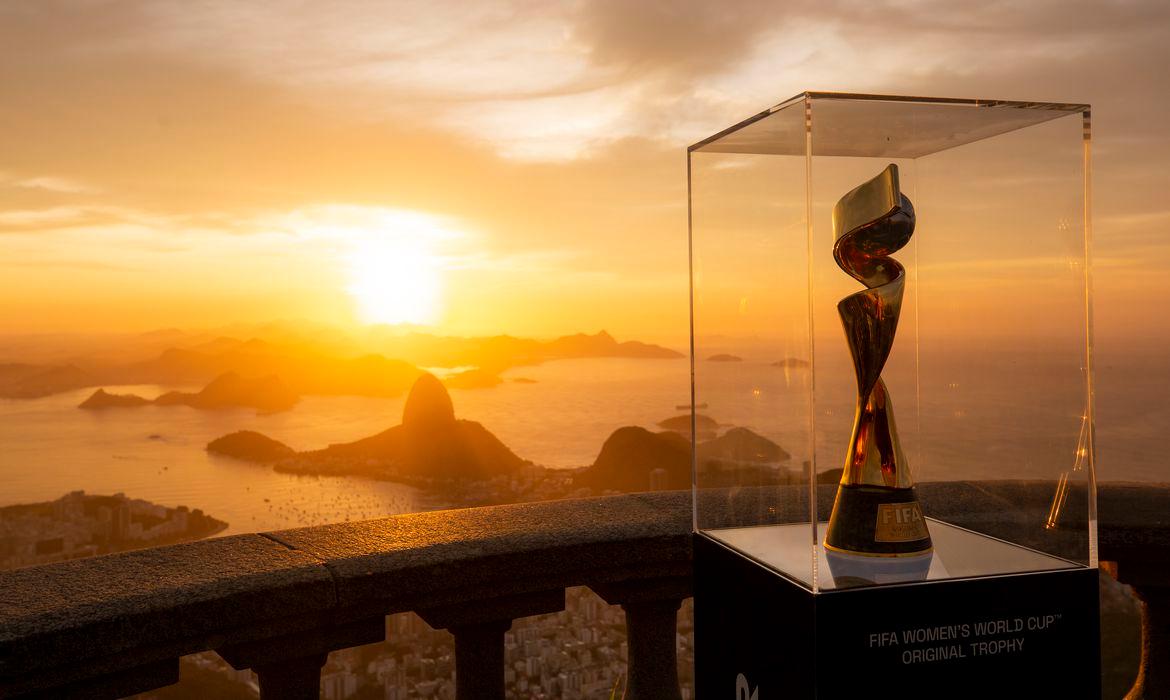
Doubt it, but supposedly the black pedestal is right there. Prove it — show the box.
[694,531,1100,699]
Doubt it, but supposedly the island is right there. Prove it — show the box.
[0,491,227,570]
[79,389,151,409]
[707,354,743,362]
[772,357,810,368]
[207,431,296,462]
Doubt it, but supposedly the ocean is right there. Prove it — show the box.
[0,354,1164,536]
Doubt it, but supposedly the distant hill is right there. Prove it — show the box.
[79,372,299,412]
[575,424,796,493]
[574,426,692,492]
[0,363,95,398]
[2,328,681,400]
[657,413,719,435]
[158,372,298,412]
[443,368,503,390]
[544,331,682,360]
[697,427,790,464]
[772,357,810,368]
[120,345,422,398]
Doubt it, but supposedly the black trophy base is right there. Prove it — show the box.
[824,484,933,557]
[694,532,1100,699]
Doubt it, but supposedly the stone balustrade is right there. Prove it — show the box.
[0,483,1167,699]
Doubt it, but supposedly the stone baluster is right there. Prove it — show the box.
[593,576,692,700]
[217,616,385,700]
[418,589,565,700]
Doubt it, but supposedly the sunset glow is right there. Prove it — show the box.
[345,225,446,326]
[0,0,1167,345]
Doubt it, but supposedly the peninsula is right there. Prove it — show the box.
[80,372,299,412]
[0,491,227,570]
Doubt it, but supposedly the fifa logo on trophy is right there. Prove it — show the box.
[823,164,933,586]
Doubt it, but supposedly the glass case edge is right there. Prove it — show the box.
[1082,108,1099,568]
[687,149,699,535]
[688,92,1090,155]
[687,91,810,152]
[805,91,1089,112]
[804,95,820,592]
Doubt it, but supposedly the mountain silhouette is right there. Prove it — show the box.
[576,424,794,493]
[0,363,95,399]
[313,372,526,480]
[2,328,682,400]
[209,373,529,482]
[80,372,299,412]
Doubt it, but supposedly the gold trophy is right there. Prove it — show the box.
[824,164,933,586]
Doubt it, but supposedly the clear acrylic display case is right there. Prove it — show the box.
[688,92,1096,593]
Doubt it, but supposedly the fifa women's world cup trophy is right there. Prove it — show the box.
[823,164,933,587]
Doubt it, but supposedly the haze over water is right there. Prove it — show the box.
[0,351,1162,537]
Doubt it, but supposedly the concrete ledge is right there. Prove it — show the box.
[0,534,334,690]
[268,491,692,612]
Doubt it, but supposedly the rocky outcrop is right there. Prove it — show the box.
[574,427,691,492]
[696,427,790,464]
[79,389,152,409]
[206,431,295,462]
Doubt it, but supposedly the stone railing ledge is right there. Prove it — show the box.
[266,491,692,613]
[0,533,335,696]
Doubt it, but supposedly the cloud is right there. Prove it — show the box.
[0,206,131,233]
[571,0,788,79]
[2,0,1169,339]
[1,174,96,194]
[5,0,1170,161]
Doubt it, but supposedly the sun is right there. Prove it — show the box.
[347,238,442,325]
[334,210,455,326]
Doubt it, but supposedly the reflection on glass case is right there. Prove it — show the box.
[689,93,1099,697]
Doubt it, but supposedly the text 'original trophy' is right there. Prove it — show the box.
[823,164,933,586]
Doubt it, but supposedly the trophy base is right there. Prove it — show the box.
[824,483,933,556]
[694,529,1100,698]
[825,548,932,587]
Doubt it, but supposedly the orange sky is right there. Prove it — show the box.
[2,1,1169,348]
